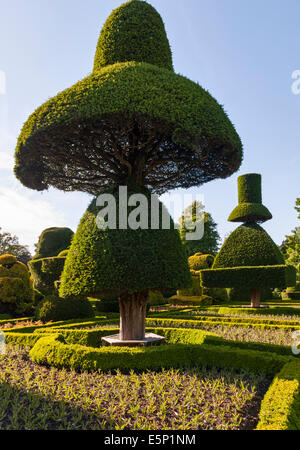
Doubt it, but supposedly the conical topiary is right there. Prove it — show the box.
[201,174,296,307]
[14,0,243,341]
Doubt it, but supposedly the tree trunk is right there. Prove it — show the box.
[250,288,261,308]
[119,291,149,340]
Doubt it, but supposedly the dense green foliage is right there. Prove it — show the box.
[60,186,191,298]
[29,332,286,374]
[228,203,273,224]
[0,228,31,264]
[213,223,284,268]
[226,286,273,303]
[170,295,213,306]
[29,256,66,295]
[179,202,221,256]
[201,265,296,289]
[228,174,272,223]
[238,173,262,204]
[15,63,242,194]
[57,249,69,257]
[257,361,300,430]
[35,295,95,322]
[0,254,34,316]
[281,199,300,281]
[33,227,73,260]
[94,0,173,72]
[188,253,214,270]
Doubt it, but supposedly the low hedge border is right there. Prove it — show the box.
[218,306,300,317]
[256,360,300,430]
[6,322,300,429]
[5,326,296,358]
[29,333,288,375]
[146,317,300,331]
[150,311,300,327]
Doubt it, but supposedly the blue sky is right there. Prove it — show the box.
[0,0,299,253]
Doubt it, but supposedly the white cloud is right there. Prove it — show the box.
[0,126,15,170]
[0,187,66,253]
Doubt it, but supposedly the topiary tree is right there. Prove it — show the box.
[188,253,214,271]
[0,254,34,316]
[33,228,74,260]
[201,174,296,307]
[28,255,67,295]
[179,202,221,256]
[14,0,242,341]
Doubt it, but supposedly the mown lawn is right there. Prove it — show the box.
[0,346,270,430]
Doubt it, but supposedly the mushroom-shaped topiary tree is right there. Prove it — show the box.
[14,0,242,341]
[201,174,296,308]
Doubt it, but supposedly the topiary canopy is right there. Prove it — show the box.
[14,0,242,195]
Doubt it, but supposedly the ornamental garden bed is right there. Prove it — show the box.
[1,306,300,430]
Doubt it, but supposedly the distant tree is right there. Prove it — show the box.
[179,201,221,257]
[281,199,300,281]
[0,228,32,264]
[284,228,300,281]
[295,198,300,219]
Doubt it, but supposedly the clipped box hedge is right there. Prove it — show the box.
[201,264,296,289]
[29,333,287,375]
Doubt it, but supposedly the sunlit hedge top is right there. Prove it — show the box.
[188,253,214,271]
[94,0,173,72]
[0,254,17,266]
[14,1,242,195]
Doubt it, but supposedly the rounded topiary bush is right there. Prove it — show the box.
[0,254,34,316]
[35,295,95,322]
[149,290,168,306]
[202,287,228,303]
[29,256,66,295]
[33,227,74,260]
[188,253,214,270]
